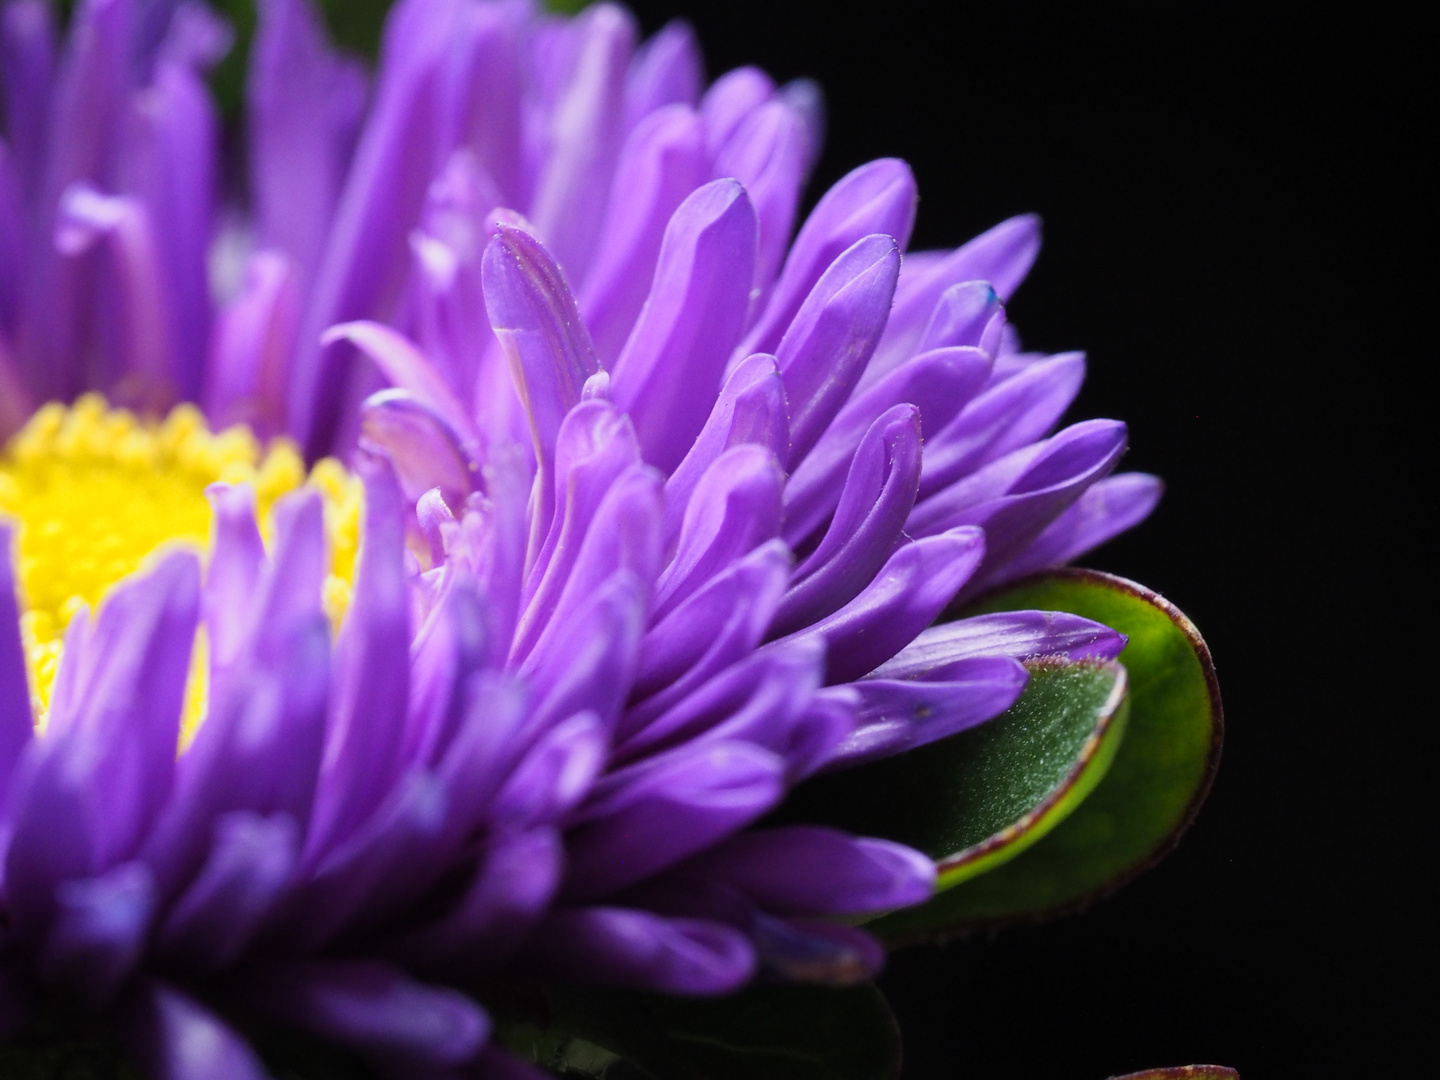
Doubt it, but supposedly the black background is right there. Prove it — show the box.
[617,2,1428,1076]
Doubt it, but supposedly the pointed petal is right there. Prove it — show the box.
[871,610,1126,681]
[126,981,270,1080]
[0,523,33,805]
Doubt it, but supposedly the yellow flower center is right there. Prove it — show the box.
[0,394,362,740]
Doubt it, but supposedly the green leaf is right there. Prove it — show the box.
[1107,1068,1239,1080]
[491,981,901,1080]
[776,660,1130,893]
[874,568,1222,942]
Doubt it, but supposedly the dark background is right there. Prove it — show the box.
[615,2,1428,1077]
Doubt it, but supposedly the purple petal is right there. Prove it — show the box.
[625,19,701,125]
[773,406,922,633]
[565,741,787,899]
[769,526,986,682]
[114,59,217,402]
[0,144,25,344]
[828,658,1030,767]
[786,346,990,541]
[521,569,647,736]
[384,828,562,975]
[492,711,607,831]
[403,577,490,769]
[618,636,823,764]
[126,981,270,1080]
[325,320,481,448]
[752,915,884,986]
[156,811,298,973]
[0,523,33,804]
[981,471,1164,589]
[288,0,454,455]
[55,184,175,404]
[611,179,758,473]
[522,907,755,994]
[447,1,524,206]
[653,444,783,620]
[249,0,367,287]
[711,98,809,294]
[0,0,57,197]
[512,401,639,659]
[683,826,935,915]
[5,551,199,936]
[775,234,900,466]
[911,420,1130,589]
[482,223,600,486]
[200,481,265,692]
[305,457,411,862]
[579,104,706,366]
[873,214,1041,373]
[739,158,917,360]
[204,250,300,437]
[626,539,792,717]
[916,281,1004,353]
[38,860,151,1007]
[918,351,1087,499]
[662,351,789,549]
[241,959,490,1070]
[699,65,774,158]
[359,389,477,505]
[871,610,1128,680]
[527,2,635,284]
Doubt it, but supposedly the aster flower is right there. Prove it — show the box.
[0,0,1198,1076]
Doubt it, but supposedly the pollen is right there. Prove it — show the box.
[0,394,361,739]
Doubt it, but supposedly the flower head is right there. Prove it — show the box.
[1,0,1162,1074]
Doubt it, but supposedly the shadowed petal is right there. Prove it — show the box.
[126,981,270,1080]
[871,610,1127,680]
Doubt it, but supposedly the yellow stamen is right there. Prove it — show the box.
[0,394,361,740]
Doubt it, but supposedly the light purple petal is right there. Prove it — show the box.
[916,281,1004,352]
[617,637,824,765]
[874,214,1041,373]
[980,471,1164,589]
[699,65,774,159]
[624,19,701,129]
[482,222,600,497]
[918,351,1086,499]
[773,406,922,633]
[204,250,300,437]
[446,1,524,206]
[359,388,477,505]
[200,481,265,694]
[579,103,706,366]
[305,457,411,862]
[769,526,986,682]
[870,610,1127,680]
[711,97,808,295]
[325,319,481,448]
[248,0,366,288]
[775,234,900,466]
[611,178,758,473]
[739,157,916,360]
[527,2,635,284]
[522,907,755,994]
[652,444,782,621]
[786,346,990,540]
[565,741,786,899]
[662,351,789,550]
[626,539,791,716]
[492,711,607,831]
[828,658,1030,767]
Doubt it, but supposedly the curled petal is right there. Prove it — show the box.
[359,388,477,505]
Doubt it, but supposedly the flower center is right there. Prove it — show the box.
[0,394,361,737]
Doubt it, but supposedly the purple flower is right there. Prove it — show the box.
[0,0,1163,1075]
